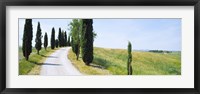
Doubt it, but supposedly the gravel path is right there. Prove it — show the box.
[40,47,82,76]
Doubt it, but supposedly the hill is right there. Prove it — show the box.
[68,47,181,75]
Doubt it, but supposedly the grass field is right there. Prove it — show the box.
[19,47,58,75]
[68,47,181,75]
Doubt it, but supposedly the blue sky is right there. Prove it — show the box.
[19,18,181,51]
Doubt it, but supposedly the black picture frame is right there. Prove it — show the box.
[0,0,200,94]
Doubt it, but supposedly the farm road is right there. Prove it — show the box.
[40,47,82,76]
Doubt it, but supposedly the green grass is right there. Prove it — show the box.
[19,47,58,75]
[68,47,181,75]
[68,49,111,75]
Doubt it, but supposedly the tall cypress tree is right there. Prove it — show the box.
[81,19,93,65]
[58,28,62,47]
[35,22,42,54]
[64,31,67,46]
[127,41,133,75]
[61,31,65,47]
[22,19,33,60]
[44,32,48,50]
[51,27,55,49]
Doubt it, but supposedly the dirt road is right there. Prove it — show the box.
[40,47,82,76]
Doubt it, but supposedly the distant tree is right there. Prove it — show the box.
[35,22,42,54]
[64,31,67,46]
[81,19,94,65]
[61,31,65,47]
[51,27,55,49]
[127,41,133,75]
[22,19,33,60]
[55,39,59,48]
[44,32,48,50]
[58,28,62,47]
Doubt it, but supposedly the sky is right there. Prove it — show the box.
[19,18,181,51]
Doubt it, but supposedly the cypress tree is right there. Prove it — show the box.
[51,27,55,49]
[61,31,65,47]
[58,28,62,47]
[35,22,42,54]
[64,31,67,46]
[55,39,59,48]
[127,41,133,75]
[22,19,33,60]
[81,19,93,65]
[44,32,48,50]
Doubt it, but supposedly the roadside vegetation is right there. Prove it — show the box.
[68,48,110,75]
[19,47,58,75]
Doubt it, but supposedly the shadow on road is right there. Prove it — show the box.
[40,54,58,58]
[30,61,61,66]
[41,63,61,66]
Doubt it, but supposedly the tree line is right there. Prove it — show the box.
[50,27,71,50]
[22,19,71,60]
[22,19,95,66]
[149,50,172,53]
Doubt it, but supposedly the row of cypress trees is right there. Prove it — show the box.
[23,19,43,60]
[58,28,68,47]
[22,19,71,61]
[51,27,71,49]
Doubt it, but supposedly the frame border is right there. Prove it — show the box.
[0,0,200,94]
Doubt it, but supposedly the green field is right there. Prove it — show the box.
[68,47,181,75]
[19,47,58,75]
